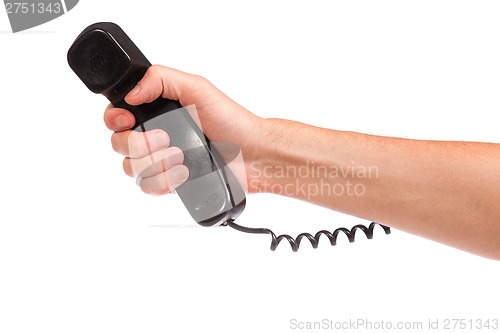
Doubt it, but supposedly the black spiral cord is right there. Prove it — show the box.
[223,219,391,251]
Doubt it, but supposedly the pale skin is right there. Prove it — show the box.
[104,65,500,261]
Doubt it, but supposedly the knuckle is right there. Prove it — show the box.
[148,65,163,83]
[129,133,146,157]
[123,158,133,177]
[111,133,120,153]
[150,64,163,72]
[193,74,210,87]
[191,74,214,96]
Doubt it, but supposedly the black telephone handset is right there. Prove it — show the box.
[67,22,246,227]
[68,22,390,251]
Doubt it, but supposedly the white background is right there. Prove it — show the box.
[1,1,499,332]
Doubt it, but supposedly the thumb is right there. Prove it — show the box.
[124,65,203,106]
[124,65,164,105]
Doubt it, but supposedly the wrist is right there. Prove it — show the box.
[244,117,303,194]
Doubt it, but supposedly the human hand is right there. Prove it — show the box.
[103,65,264,195]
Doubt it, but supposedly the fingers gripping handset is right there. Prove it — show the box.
[67,22,246,226]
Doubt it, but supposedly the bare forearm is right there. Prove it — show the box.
[251,118,500,260]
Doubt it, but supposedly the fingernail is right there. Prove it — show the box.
[153,131,169,148]
[128,84,141,97]
[171,165,189,182]
[166,149,184,166]
[116,114,130,128]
